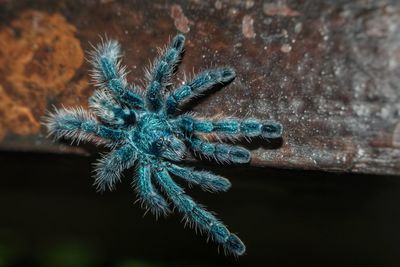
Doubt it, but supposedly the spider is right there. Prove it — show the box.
[45,34,283,256]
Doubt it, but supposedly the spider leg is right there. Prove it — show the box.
[94,144,137,191]
[146,34,185,111]
[89,90,136,127]
[177,115,283,139]
[165,68,236,115]
[45,107,125,144]
[154,168,245,256]
[166,163,231,193]
[89,39,144,108]
[134,160,170,217]
[187,136,250,164]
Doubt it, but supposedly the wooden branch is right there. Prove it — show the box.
[0,0,399,175]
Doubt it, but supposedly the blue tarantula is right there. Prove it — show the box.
[45,34,283,256]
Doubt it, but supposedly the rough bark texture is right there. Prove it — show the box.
[0,0,399,175]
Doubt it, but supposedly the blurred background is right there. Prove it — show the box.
[1,0,400,266]
[2,153,400,266]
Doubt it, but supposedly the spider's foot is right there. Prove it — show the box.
[261,121,283,139]
[207,175,231,192]
[142,193,171,217]
[171,34,185,51]
[214,67,236,83]
[211,223,246,256]
[228,146,251,163]
[225,233,246,256]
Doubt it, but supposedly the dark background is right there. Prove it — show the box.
[1,151,400,267]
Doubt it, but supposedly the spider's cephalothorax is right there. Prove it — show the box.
[45,34,283,256]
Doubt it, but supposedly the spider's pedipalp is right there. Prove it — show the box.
[165,68,236,115]
[89,90,137,127]
[154,168,245,256]
[177,115,283,139]
[94,144,137,191]
[134,160,171,217]
[45,107,124,144]
[188,137,250,164]
[167,163,231,193]
[146,34,185,111]
[89,39,124,85]
[89,39,144,108]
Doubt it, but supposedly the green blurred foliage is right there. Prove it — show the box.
[39,241,96,267]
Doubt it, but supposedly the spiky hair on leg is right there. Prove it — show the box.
[88,38,128,90]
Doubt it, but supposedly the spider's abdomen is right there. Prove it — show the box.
[131,113,186,160]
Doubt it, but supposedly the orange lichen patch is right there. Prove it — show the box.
[170,4,190,33]
[263,3,301,17]
[242,15,256,39]
[0,86,41,140]
[59,78,91,109]
[0,10,87,141]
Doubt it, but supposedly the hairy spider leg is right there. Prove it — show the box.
[134,160,171,217]
[94,144,138,191]
[187,136,250,164]
[89,90,137,127]
[46,107,125,144]
[146,34,186,111]
[177,116,283,139]
[166,163,231,193]
[154,169,245,256]
[89,39,144,108]
[165,68,236,115]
